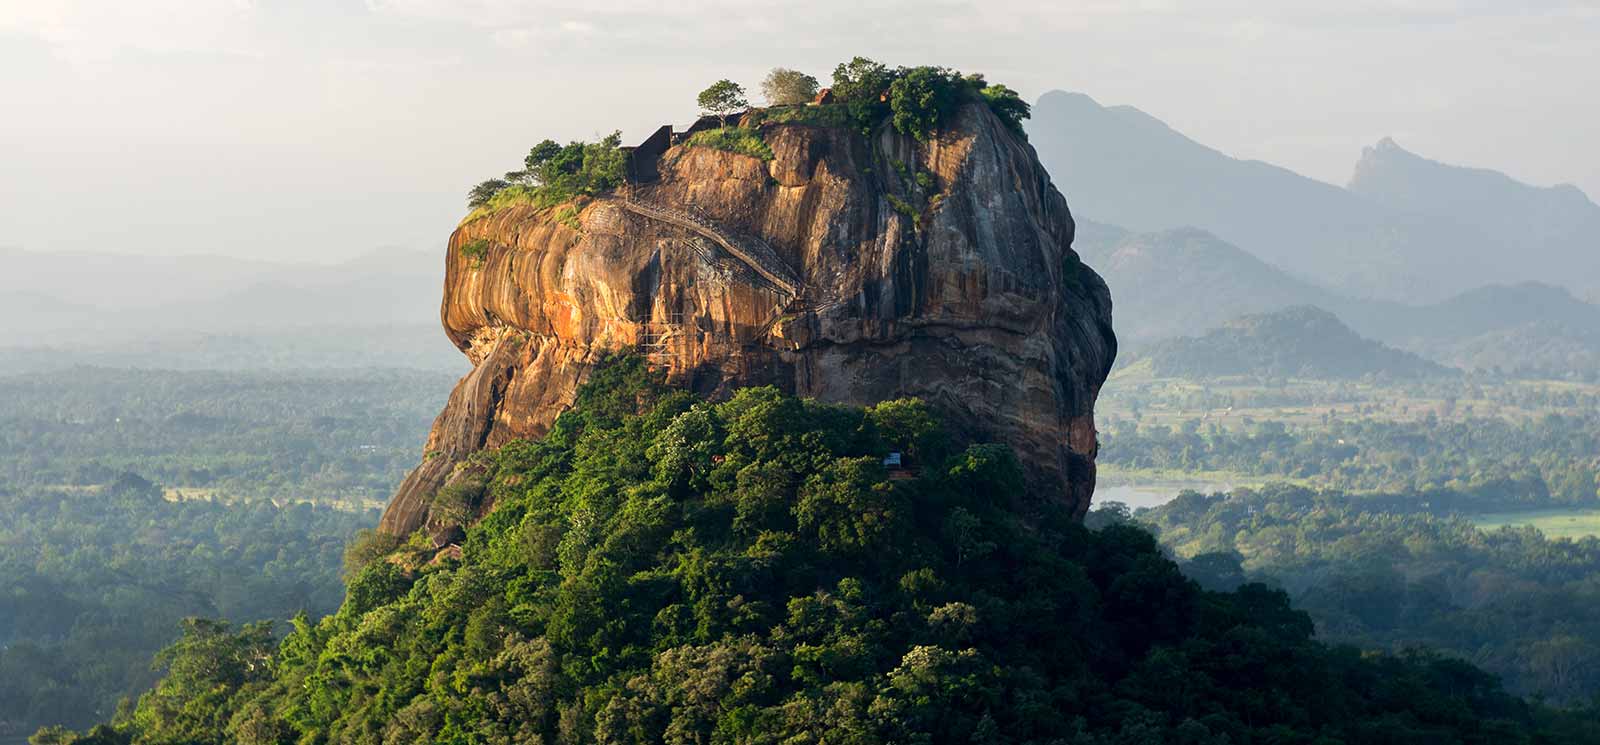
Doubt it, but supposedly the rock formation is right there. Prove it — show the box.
[380,103,1116,537]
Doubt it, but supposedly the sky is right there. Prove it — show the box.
[2,0,1597,263]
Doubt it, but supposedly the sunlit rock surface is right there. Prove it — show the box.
[381,104,1116,537]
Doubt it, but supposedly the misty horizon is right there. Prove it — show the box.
[4,1,1598,263]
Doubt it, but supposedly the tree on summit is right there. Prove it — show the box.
[761,67,819,105]
[697,79,748,127]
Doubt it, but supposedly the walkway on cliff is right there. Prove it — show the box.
[618,197,801,296]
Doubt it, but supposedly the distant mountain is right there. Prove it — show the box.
[1073,222,1340,345]
[0,325,467,375]
[0,247,442,345]
[1348,138,1600,289]
[1373,281,1600,342]
[0,244,295,311]
[1133,306,1454,380]
[1032,91,1595,301]
[1074,221,1600,379]
[0,247,460,371]
[1365,283,1600,381]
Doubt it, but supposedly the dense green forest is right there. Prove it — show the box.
[1099,372,1600,426]
[0,368,452,508]
[0,368,447,742]
[49,359,1600,744]
[1101,413,1600,511]
[0,479,373,741]
[1123,484,1600,702]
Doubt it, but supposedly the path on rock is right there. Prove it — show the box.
[617,197,801,296]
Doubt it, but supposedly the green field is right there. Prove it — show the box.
[1095,465,1281,509]
[1098,367,1600,431]
[1473,509,1600,540]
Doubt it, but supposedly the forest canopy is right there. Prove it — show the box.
[60,356,1600,744]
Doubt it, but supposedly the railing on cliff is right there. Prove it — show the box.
[617,197,801,296]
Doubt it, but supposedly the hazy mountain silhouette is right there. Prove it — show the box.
[0,247,459,370]
[1132,306,1454,380]
[1370,283,1600,380]
[1073,221,1342,344]
[1031,91,1597,302]
[1074,221,1600,379]
[0,246,440,342]
[1348,137,1600,294]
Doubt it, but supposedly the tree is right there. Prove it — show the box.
[697,79,748,127]
[524,139,562,174]
[761,68,819,105]
[829,57,893,103]
[977,82,1030,137]
[468,179,508,208]
[128,619,278,744]
[887,66,963,141]
[830,57,896,133]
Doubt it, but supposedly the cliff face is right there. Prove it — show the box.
[380,103,1116,537]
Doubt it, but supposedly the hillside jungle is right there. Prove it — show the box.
[8,58,1600,744]
[23,356,1600,744]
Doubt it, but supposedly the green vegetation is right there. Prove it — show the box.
[887,66,965,142]
[465,133,626,221]
[1102,410,1600,512]
[0,367,450,508]
[0,478,370,740]
[750,104,852,129]
[1473,508,1600,540]
[0,367,443,739]
[66,357,1600,744]
[978,83,1030,137]
[458,238,490,267]
[759,67,818,106]
[723,58,1031,141]
[1100,371,1600,704]
[696,79,748,127]
[885,193,920,228]
[460,58,1030,230]
[553,205,582,232]
[683,126,774,162]
[1101,371,1600,430]
[828,57,1031,140]
[1129,483,1600,703]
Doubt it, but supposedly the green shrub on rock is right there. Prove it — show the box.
[683,127,775,161]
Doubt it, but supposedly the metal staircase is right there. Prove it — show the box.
[617,197,801,296]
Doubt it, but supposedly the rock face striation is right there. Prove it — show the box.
[380,103,1116,537]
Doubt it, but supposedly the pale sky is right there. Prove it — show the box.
[2,0,1596,263]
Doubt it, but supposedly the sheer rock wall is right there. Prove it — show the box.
[380,104,1116,537]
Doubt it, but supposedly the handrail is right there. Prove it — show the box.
[617,197,800,296]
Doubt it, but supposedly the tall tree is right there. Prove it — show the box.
[760,68,819,105]
[696,79,748,127]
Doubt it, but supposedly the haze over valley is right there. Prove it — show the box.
[6,6,1600,743]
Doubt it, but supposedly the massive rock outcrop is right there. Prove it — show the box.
[380,103,1116,537]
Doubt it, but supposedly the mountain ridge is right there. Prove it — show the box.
[1076,220,1600,379]
[1132,305,1454,380]
[1030,90,1599,301]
